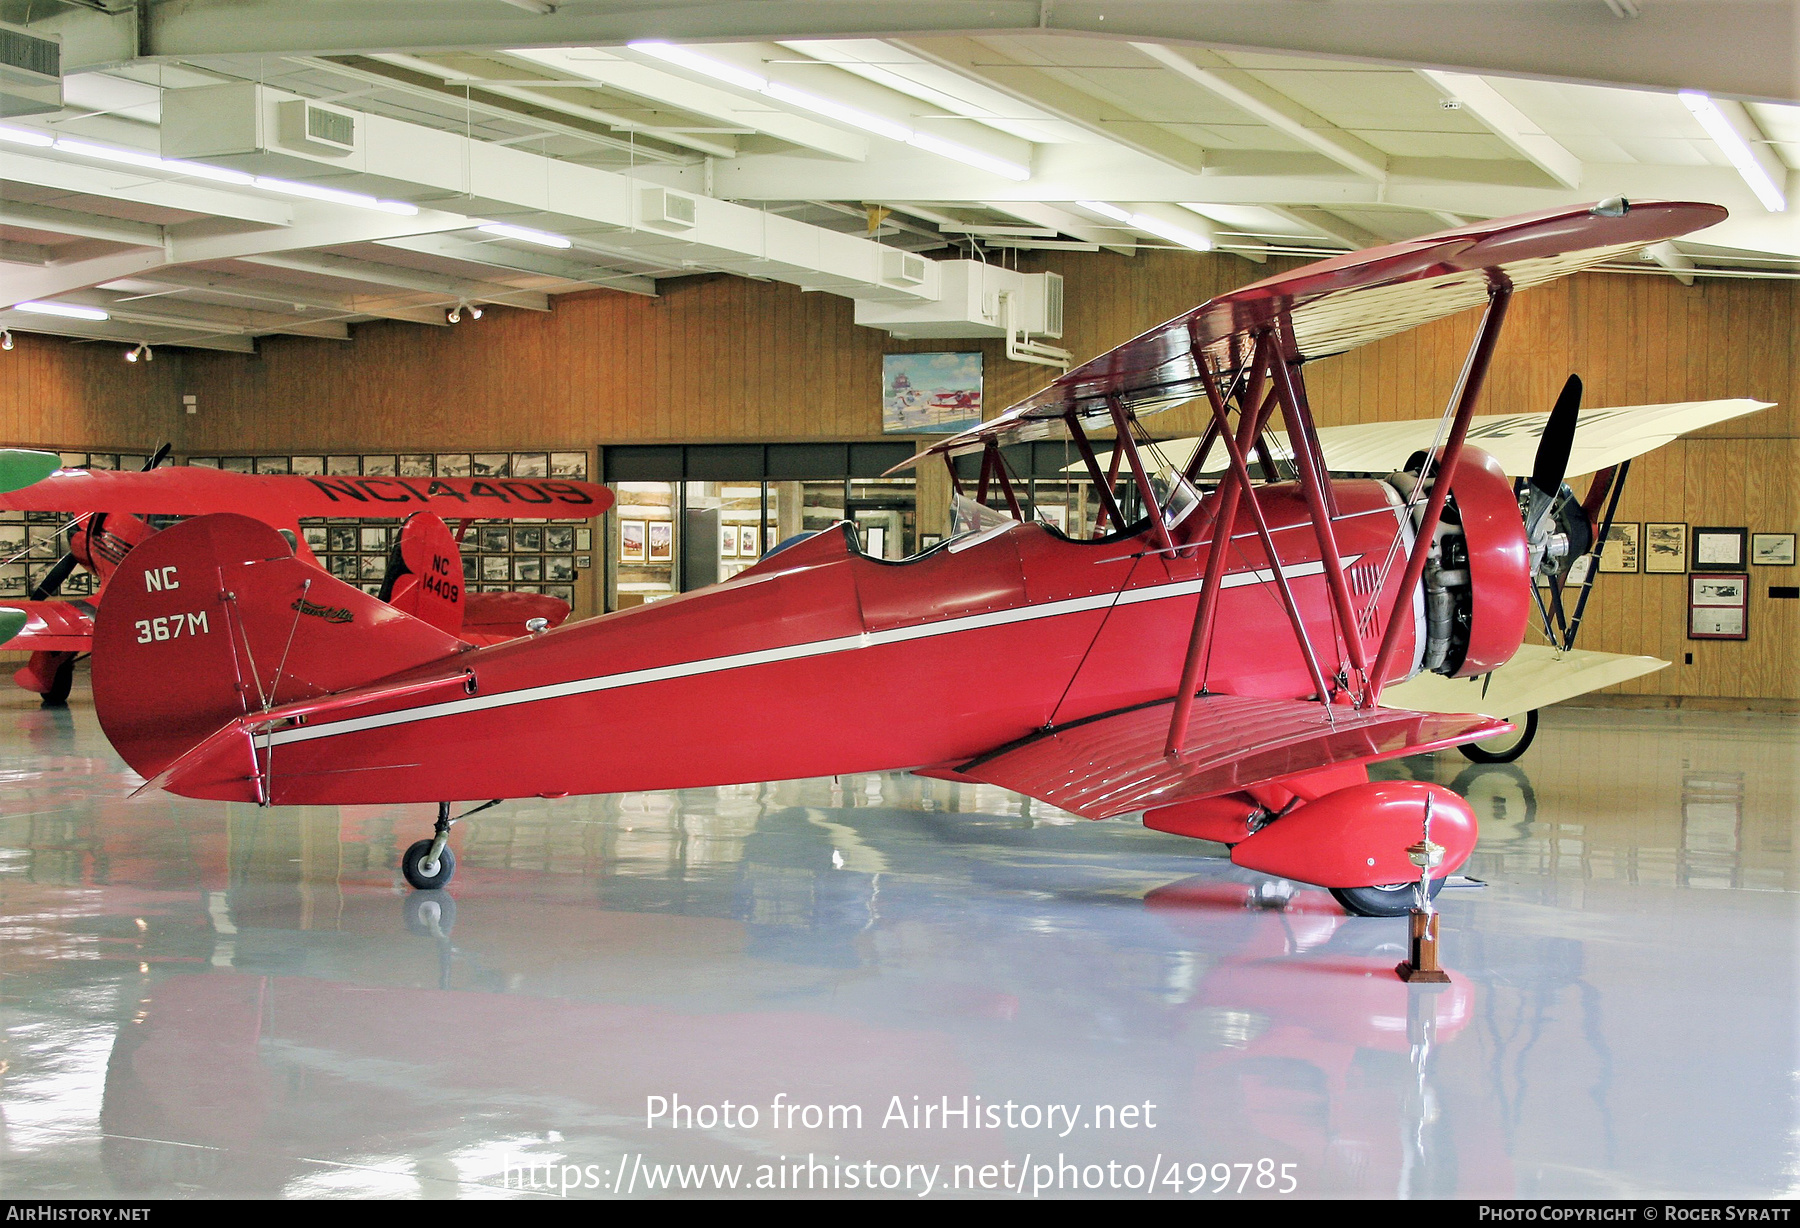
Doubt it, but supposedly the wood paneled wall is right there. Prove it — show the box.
[3,247,1793,701]
[0,329,184,452]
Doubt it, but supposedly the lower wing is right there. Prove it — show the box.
[949,693,1505,820]
[1380,644,1667,720]
[0,600,95,653]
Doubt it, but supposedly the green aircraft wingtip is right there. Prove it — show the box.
[0,450,63,494]
[0,607,28,648]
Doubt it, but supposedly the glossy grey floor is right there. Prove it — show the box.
[0,684,1794,1200]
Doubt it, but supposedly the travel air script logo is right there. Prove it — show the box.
[292,596,353,624]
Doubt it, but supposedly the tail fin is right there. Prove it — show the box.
[92,512,467,786]
[376,511,465,636]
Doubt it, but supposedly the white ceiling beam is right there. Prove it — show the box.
[0,314,258,353]
[0,201,166,248]
[502,48,871,161]
[1262,205,1383,250]
[374,234,660,297]
[109,270,459,327]
[1418,70,1583,189]
[296,56,694,164]
[971,200,1137,255]
[2,248,174,308]
[890,37,1210,175]
[0,150,294,226]
[239,251,553,308]
[106,0,1797,103]
[0,240,51,265]
[1131,42,1389,183]
[166,204,474,267]
[1642,241,1697,286]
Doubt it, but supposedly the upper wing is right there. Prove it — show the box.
[952,694,1505,820]
[1120,397,1774,480]
[894,200,1727,469]
[1379,644,1668,720]
[0,458,613,520]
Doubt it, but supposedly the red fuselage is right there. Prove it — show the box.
[165,477,1470,806]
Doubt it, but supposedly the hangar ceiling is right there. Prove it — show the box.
[3,0,1797,355]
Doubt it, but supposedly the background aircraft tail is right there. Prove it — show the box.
[91,512,469,790]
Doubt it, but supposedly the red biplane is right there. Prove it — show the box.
[0,459,613,701]
[45,199,1727,915]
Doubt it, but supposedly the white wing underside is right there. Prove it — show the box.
[1381,644,1669,721]
[1080,398,1773,480]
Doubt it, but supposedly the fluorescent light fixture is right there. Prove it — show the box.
[52,137,255,185]
[764,82,913,141]
[905,131,1030,180]
[0,125,54,148]
[629,41,769,92]
[253,176,419,215]
[478,222,573,248]
[1076,200,1212,251]
[1680,91,1785,212]
[630,40,1030,180]
[14,301,110,321]
[1076,200,1132,223]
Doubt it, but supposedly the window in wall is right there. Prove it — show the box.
[847,478,916,559]
[611,481,677,609]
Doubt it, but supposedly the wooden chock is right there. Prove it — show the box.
[1395,908,1451,984]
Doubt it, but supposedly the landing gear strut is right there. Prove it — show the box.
[402,803,457,890]
[401,799,502,890]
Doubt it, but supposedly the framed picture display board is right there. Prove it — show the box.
[1597,522,1640,573]
[1644,523,1687,573]
[1693,526,1746,570]
[1751,532,1795,566]
[1689,572,1749,640]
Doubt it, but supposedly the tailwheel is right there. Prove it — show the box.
[1330,878,1443,918]
[1458,709,1538,764]
[402,839,455,890]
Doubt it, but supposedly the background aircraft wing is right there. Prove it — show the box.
[894,199,1726,469]
[0,599,95,652]
[0,457,613,520]
[949,694,1506,820]
[1131,397,1773,479]
[1379,644,1668,720]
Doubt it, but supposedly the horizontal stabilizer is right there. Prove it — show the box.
[0,599,96,652]
[958,694,1506,820]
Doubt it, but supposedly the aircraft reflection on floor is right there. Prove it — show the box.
[0,697,1792,1198]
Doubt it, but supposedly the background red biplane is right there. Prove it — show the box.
[42,199,1730,916]
[0,455,613,702]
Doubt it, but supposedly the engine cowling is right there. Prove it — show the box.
[1385,446,1531,679]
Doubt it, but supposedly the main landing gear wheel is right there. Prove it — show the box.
[402,839,455,890]
[1458,708,1539,764]
[41,654,76,708]
[1331,878,1444,918]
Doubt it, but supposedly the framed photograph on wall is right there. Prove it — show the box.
[1693,526,1746,570]
[882,351,983,434]
[437,454,472,478]
[326,456,360,476]
[619,520,647,563]
[739,525,759,558]
[514,525,543,553]
[399,454,433,478]
[647,520,673,563]
[719,524,737,557]
[545,526,575,553]
[291,455,325,476]
[481,556,510,581]
[512,453,550,479]
[514,557,542,583]
[360,526,388,552]
[472,453,509,478]
[359,555,386,580]
[1597,522,1640,573]
[576,528,592,552]
[1689,572,1749,640]
[254,456,290,474]
[1644,522,1687,573]
[302,527,329,554]
[478,525,511,553]
[550,452,588,479]
[1751,532,1795,566]
[362,455,397,477]
[546,556,576,581]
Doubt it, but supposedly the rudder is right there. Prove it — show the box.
[92,513,468,785]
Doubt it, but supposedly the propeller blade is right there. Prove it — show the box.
[1531,374,1583,496]
[29,552,79,601]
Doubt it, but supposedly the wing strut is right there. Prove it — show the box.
[1367,283,1514,702]
[1105,395,1175,556]
[1065,413,1126,536]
